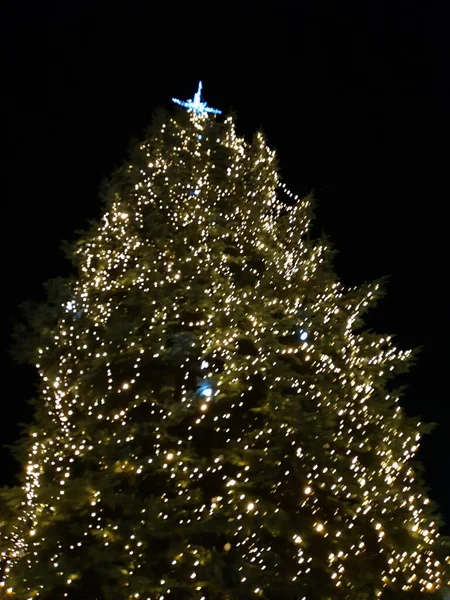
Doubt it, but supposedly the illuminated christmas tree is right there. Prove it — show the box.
[1,83,449,599]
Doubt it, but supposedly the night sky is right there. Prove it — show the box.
[3,1,449,534]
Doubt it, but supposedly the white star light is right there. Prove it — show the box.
[172,81,221,115]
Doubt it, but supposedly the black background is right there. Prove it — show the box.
[3,1,449,533]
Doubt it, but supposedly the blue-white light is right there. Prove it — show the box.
[172,81,221,115]
[66,301,83,319]
[200,360,209,370]
[200,384,213,397]
[299,330,308,341]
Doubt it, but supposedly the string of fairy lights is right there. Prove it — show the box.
[1,85,448,598]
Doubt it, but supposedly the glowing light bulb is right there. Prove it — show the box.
[199,381,213,397]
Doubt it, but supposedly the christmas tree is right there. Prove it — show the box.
[1,83,449,599]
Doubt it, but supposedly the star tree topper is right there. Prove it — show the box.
[172,81,222,115]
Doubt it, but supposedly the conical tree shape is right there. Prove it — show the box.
[1,101,448,599]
